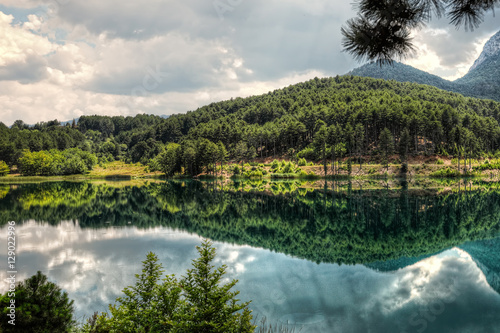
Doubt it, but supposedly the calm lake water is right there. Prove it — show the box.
[1,180,500,332]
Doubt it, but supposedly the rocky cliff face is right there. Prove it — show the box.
[468,30,500,72]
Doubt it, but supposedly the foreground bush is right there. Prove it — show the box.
[84,239,255,333]
[0,271,75,333]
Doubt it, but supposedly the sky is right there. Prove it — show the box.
[0,0,499,126]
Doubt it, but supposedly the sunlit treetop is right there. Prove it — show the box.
[342,0,500,65]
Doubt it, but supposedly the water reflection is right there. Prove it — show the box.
[0,181,500,332]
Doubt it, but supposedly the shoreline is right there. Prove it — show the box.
[1,159,500,184]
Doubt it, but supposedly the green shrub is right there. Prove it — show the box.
[430,167,461,178]
[436,159,444,165]
[17,148,98,176]
[281,162,294,174]
[474,160,500,171]
[244,170,263,178]
[0,161,9,176]
[298,158,307,166]
[270,160,279,170]
[298,170,308,177]
[297,147,316,160]
[232,165,241,175]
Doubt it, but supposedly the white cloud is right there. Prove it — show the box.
[0,1,498,125]
[404,16,499,81]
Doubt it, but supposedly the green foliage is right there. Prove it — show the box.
[0,271,74,333]
[297,158,307,166]
[231,164,241,176]
[430,167,461,178]
[86,240,255,333]
[176,240,255,332]
[17,148,97,176]
[436,159,444,165]
[379,128,394,168]
[242,170,264,178]
[474,159,500,171]
[270,160,280,170]
[281,162,295,174]
[296,147,316,160]
[154,143,182,176]
[0,160,9,176]
[342,0,496,65]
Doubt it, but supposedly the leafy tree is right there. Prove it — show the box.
[0,271,74,333]
[17,149,97,176]
[342,0,499,64]
[0,160,9,176]
[156,143,182,176]
[86,240,255,333]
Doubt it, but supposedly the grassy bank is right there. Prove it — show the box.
[1,157,500,184]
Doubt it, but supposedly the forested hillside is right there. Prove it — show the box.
[1,76,500,176]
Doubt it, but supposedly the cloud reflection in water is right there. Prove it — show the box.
[1,221,499,332]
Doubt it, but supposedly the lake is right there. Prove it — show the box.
[1,180,500,332]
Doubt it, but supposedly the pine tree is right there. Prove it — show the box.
[379,127,394,169]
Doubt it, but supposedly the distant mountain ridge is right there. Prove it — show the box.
[347,30,500,102]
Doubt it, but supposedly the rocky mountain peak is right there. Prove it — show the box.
[468,30,500,72]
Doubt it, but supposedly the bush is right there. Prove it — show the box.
[0,161,9,176]
[297,147,316,160]
[281,162,295,174]
[17,148,98,176]
[244,170,263,178]
[0,271,75,332]
[85,240,255,333]
[430,167,461,178]
[436,159,444,165]
[232,164,241,175]
[270,159,280,170]
[474,160,500,171]
[297,158,307,166]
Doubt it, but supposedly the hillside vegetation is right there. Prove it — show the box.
[1,76,500,177]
